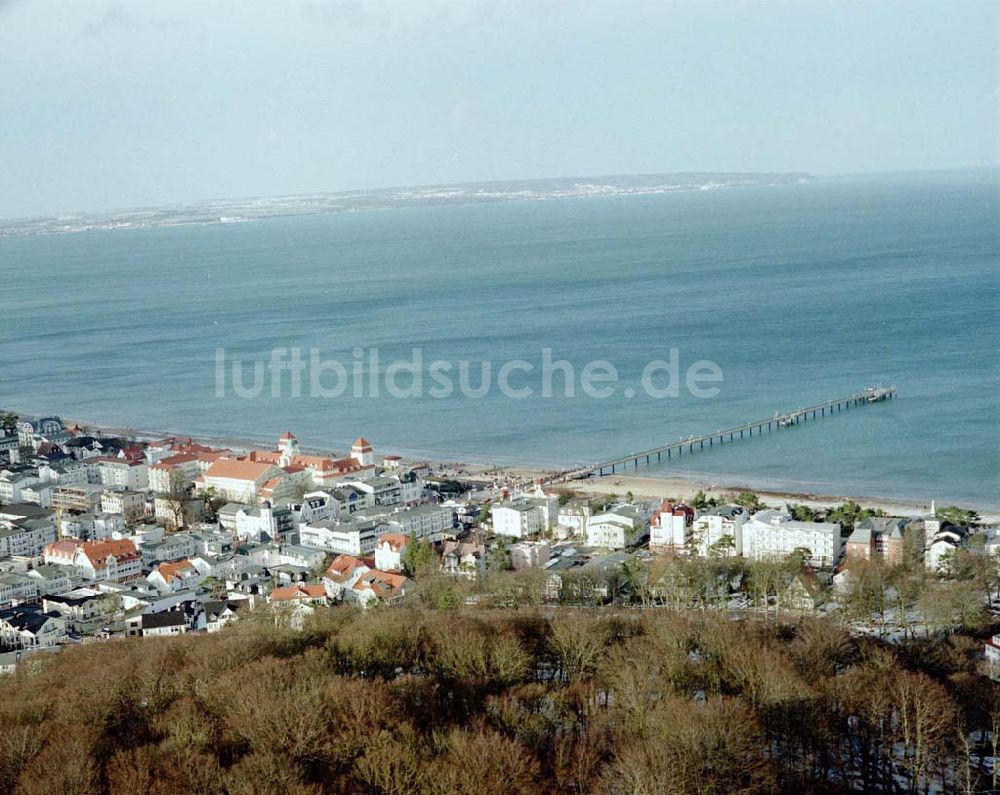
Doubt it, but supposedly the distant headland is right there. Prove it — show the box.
[0,172,813,238]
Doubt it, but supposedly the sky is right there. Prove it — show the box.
[0,0,997,218]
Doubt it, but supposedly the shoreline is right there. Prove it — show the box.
[559,473,1000,523]
[40,412,997,524]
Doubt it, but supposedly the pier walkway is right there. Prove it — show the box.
[543,385,897,483]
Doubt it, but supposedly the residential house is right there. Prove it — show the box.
[59,511,124,542]
[0,605,65,648]
[383,504,453,540]
[780,573,827,612]
[330,484,372,515]
[233,502,294,543]
[197,600,244,632]
[493,492,558,539]
[0,503,55,525]
[217,502,249,532]
[0,572,38,606]
[986,634,1000,680]
[26,564,74,596]
[350,569,411,608]
[42,589,108,634]
[346,475,404,508]
[96,458,149,491]
[153,495,202,529]
[0,469,40,504]
[148,452,205,494]
[140,533,197,567]
[846,517,908,565]
[295,491,340,525]
[189,528,234,556]
[440,540,486,579]
[587,505,646,550]
[272,544,326,570]
[374,533,409,572]
[101,489,147,520]
[0,515,57,559]
[19,483,53,508]
[690,505,746,557]
[37,460,90,486]
[556,501,592,539]
[128,611,189,638]
[649,502,696,553]
[147,559,206,593]
[270,583,328,606]
[925,528,968,572]
[114,523,164,547]
[51,483,106,512]
[322,554,371,600]
[844,526,876,562]
[511,540,551,570]
[300,517,383,556]
[43,538,142,583]
[0,433,19,466]
[17,417,68,449]
[357,504,454,541]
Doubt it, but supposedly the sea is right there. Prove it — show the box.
[1,170,997,507]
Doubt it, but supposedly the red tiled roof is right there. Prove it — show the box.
[326,554,364,575]
[377,533,409,551]
[249,448,353,474]
[353,569,407,597]
[271,583,326,601]
[155,558,198,583]
[45,539,83,557]
[151,452,201,470]
[81,539,139,565]
[204,458,278,481]
[260,476,285,494]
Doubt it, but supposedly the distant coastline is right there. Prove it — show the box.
[0,171,812,238]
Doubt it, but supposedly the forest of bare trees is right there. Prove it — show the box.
[1,602,998,794]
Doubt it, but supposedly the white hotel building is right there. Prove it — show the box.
[691,505,747,557]
[492,491,558,539]
[742,509,843,569]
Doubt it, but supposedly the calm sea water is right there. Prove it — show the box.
[1,172,998,506]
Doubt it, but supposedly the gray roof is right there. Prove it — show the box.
[141,611,187,629]
[29,564,70,580]
[0,606,61,633]
[705,504,746,519]
[0,503,52,520]
[847,527,872,544]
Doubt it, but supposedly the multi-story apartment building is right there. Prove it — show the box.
[742,509,843,569]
